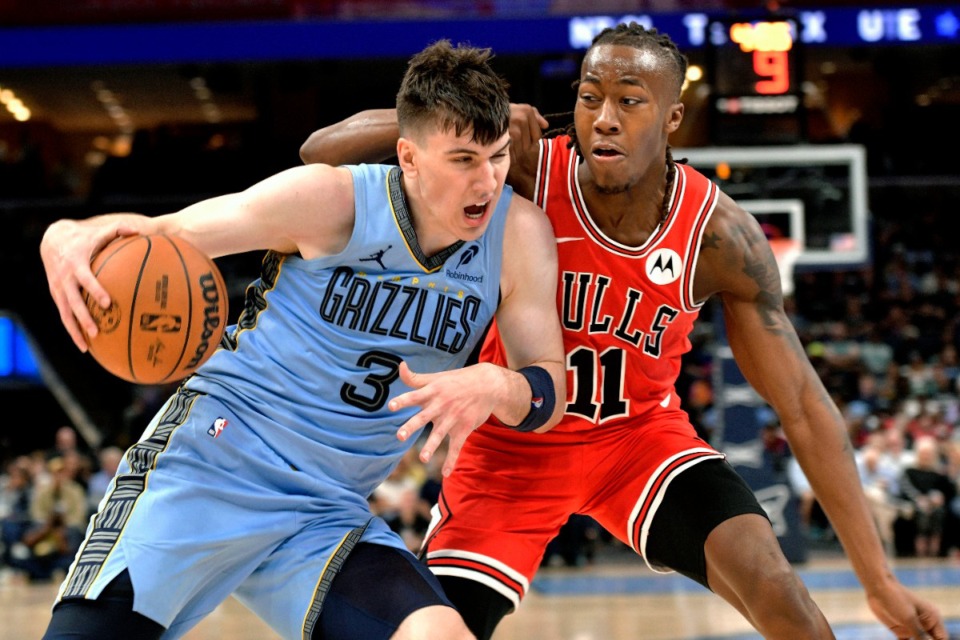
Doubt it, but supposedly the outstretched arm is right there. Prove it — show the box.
[40,164,355,351]
[300,109,400,166]
[699,195,945,640]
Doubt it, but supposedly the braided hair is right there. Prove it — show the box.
[543,22,688,221]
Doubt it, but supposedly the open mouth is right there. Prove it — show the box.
[464,201,489,219]
[592,148,623,158]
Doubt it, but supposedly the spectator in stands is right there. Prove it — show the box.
[86,446,124,516]
[944,440,960,558]
[856,443,903,556]
[50,426,79,460]
[58,448,92,494]
[541,515,601,569]
[901,350,938,399]
[822,321,862,372]
[880,419,917,473]
[418,441,447,514]
[913,300,949,360]
[854,371,886,415]
[859,324,895,379]
[370,449,426,518]
[383,484,431,554]
[47,426,93,492]
[369,447,432,554]
[786,453,831,541]
[20,457,88,582]
[905,400,954,445]
[898,436,955,557]
[935,344,960,392]
[842,399,873,448]
[0,456,35,573]
[880,305,921,364]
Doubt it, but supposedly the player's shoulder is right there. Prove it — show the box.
[503,194,556,280]
[695,188,777,298]
[700,184,763,247]
[267,162,353,193]
[505,192,551,235]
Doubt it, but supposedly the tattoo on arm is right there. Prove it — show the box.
[816,384,847,433]
[701,231,721,251]
[735,223,811,352]
[739,225,781,306]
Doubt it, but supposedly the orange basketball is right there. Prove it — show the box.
[82,234,229,384]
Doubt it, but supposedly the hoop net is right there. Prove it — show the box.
[769,237,801,297]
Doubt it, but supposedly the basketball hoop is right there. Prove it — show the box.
[769,237,801,297]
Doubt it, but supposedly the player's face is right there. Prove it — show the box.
[574,44,683,194]
[401,125,512,250]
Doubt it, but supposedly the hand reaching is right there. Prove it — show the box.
[390,361,503,477]
[508,103,548,161]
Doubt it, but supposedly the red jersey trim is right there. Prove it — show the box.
[537,137,719,269]
[423,488,530,607]
[426,551,528,608]
[677,164,720,312]
[534,137,554,210]
[627,449,725,567]
[420,492,451,558]
[567,152,657,256]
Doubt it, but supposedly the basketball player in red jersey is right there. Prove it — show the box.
[300,24,945,640]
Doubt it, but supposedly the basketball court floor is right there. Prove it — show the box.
[5,552,959,639]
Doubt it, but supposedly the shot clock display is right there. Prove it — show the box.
[707,16,805,145]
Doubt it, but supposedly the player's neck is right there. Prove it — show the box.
[399,173,462,258]
[578,161,670,245]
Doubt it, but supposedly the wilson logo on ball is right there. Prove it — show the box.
[186,272,224,369]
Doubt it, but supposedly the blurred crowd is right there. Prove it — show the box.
[0,426,122,583]
[784,208,960,559]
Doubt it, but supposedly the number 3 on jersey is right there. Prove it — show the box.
[341,350,402,412]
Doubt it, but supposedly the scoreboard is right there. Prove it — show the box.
[707,16,805,145]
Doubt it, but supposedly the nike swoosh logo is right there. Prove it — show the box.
[556,237,585,244]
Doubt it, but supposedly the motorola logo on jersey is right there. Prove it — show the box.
[645,249,682,285]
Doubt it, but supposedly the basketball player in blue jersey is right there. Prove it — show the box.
[38,40,565,640]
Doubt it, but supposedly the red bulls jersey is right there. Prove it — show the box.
[484,135,719,432]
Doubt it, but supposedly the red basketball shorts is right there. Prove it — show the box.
[422,410,723,609]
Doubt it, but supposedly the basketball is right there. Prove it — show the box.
[82,233,229,384]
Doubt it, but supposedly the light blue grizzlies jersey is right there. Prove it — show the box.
[54,165,512,638]
[187,164,510,498]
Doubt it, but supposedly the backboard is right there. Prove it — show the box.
[673,144,869,268]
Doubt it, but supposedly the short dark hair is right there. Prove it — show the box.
[396,40,510,146]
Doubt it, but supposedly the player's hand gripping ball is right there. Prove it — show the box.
[82,234,229,384]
